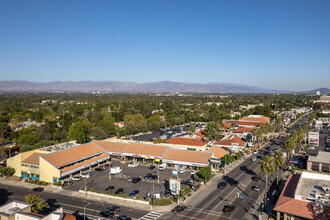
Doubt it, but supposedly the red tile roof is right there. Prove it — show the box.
[274,174,314,219]
[238,121,267,127]
[239,115,270,122]
[208,146,229,159]
[163,149,212,165]
[166,137,210,146]
[60,153,109,174]
[42,142,104,167]
[214,135,245,147]
[195,129,206,138]
[123,143,168,157]
[222,122,231,129]
[22,152,46,165]
[233,127,254,133]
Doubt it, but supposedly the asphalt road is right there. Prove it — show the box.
[161,114,311,220]
[0,184,150,220]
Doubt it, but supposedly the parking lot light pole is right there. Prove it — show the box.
[83,202,90,220]
[152,180,155,209]
[157,168,159,183]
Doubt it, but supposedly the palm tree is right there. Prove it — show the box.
[274,151,285,185]
[260,155,275,207]
[284,138,295,160]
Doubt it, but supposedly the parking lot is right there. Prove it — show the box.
[125,123,205,142]
[65,159,195,200]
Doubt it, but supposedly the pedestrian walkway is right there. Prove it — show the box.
[138,211,164,220]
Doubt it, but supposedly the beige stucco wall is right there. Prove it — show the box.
[39,156,60,183]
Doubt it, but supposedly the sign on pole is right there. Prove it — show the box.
[170,177,180,195]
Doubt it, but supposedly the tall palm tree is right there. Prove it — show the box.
[260,155,275,207]
[284,138,295,160]
[274,151,285,185]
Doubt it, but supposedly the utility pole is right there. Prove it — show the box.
[224,155,226,173]
[152,180,155,209]
[157,167,159,183]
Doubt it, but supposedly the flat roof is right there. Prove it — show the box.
[123,143,169,157]
[308,151,330,164]
[92,140,129,154]
[42,142,104,167]
[22,152,46,165]
[163,149,212,165]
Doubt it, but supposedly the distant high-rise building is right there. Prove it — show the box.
[316,91,320,95]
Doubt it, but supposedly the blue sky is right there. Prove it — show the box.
[0,0,329,91]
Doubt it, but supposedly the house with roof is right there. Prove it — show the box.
[213,134,246,153]
[233,127,254,135]
[274,172,330,220]
[238,115,270,128]
[207,146,229,170]
[0,200,75,220]
[166,137,211,151]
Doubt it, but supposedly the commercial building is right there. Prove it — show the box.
[238,115,270,128]
[166,137,211,151]
[213,134,246,153]
[307,151,330,173]
[7,140,218,183]
[274,172,330,220]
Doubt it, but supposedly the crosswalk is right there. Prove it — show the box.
[138,211,164,220]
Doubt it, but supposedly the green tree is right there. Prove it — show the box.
[99,114,116,136]
[189,125,196,136]
[274,151,285,185]
[205,122,221,141]
[68,118,92,144]
[198,166,212,182]
[284,137,296,160]
[0,122,11,139]
[25,194,49,213]
[17,133,39,145]
[260,155,275,207]
[0,166,15,177]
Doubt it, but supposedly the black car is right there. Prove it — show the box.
[144,173,153,179]
[105,186,115,191]
[95,166,106,171]
[32,187,44,192]
[107,205,120,212]
[117,215,131,220]
[217,181,227,189]
[148,165,155,170]
[171,204,187,214]
[132,177,141,183]
[100,210,114,218]
[240,165,247,171]
[222,205,235,214]
[115,188,124,194]
[252,176,260,181]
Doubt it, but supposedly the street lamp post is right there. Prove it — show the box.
[152,180,155,209]
[83,202,90,220]
[84,176,87,196]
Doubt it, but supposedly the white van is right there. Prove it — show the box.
[158,163,167,171]
[110,166,122,174]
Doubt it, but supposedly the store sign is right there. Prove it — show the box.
[155,159,160,162]
[308,132,319,145]
[170,177,180,195]
[172,170,178,177]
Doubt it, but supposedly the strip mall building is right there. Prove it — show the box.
[7,140,225,183]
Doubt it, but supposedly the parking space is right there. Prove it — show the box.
[65,159,194,200]
[125,123,205,142]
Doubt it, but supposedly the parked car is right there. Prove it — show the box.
[252,185,260,191]
[95,166,106,171]
[132,177,141,183]
[179,168,185,173]
[252,176,260,181]
[80,172,91,178]
[105,186,115,191]
[115,188,124,194]
[148,165,155,170]
[128,162,138,168]
[190,170,197,175]
[158,163,167,171]
[99,209,114,218]
[129,190,139,198]
[32,187,44,192]
[111,166,122,174]
[253,151,258,154]
[171,204,187,214]
[251,157,257,162]
[222,205,235,214]
[107,205,120,213]
[117,215,132,220]
[71,176,81,181]
[217,181,227,189]
[62,180,73,186]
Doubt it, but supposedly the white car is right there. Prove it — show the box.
[158,163,167,171]
[71,176,81,181]
[179,168,185,174]
[128,162,138,167]
[190,170,197,175]
[80,172,90,178]
[253,151,258,155]
[251,157,257,162]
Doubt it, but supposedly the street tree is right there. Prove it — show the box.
[260,155,275,207]
[274,151,285,185]
[25,194,49,213]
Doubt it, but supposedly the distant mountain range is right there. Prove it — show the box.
[0,80,327,94]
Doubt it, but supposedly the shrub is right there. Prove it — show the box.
[149,199,172,206]
[53,181,62,186]
[198,166,212,182]
[0,166,15,177]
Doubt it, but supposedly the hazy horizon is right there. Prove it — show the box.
[1,0,330,90]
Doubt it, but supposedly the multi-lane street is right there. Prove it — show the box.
[162,114,310,220]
